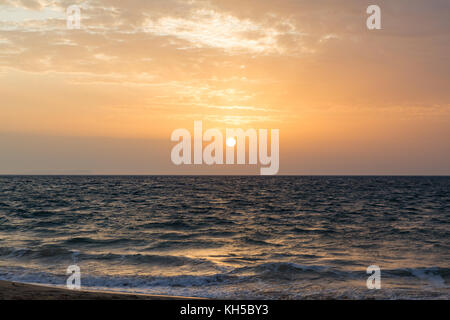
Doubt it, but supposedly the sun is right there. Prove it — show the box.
[226,137,236,147]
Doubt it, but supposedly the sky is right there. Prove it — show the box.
[0,0,449,175]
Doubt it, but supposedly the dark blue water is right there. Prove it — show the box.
[0,176,448,299]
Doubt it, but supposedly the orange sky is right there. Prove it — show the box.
[0,0,449,174]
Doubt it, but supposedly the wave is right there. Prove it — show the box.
[0,264,448,299]
[62,237,140,246]
[0,245,73,259]
[0,245,216,268]
[0,266,246,290]
[2,244,448,283]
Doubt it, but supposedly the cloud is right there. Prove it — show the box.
[0,0,449,138]
[143,8,301,54]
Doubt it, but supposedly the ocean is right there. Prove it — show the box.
[0,176,448,299]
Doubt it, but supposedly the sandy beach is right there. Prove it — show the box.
[0,280,202,300]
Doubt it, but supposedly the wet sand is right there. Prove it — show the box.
[0,280,203,300]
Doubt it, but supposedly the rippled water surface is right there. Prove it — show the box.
[0,176,449,299]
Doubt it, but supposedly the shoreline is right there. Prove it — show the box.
[0,280,205,300]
